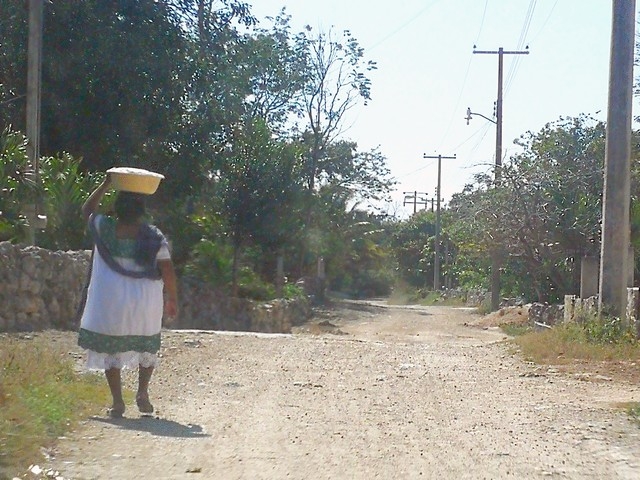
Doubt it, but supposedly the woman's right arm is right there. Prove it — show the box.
[82,175,112,223]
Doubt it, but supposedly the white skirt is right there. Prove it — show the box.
[79,247,165,370]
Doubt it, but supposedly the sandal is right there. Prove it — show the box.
[108,404,125,418]
[136,395,154,414]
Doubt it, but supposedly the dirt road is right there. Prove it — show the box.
[41,301,640,479]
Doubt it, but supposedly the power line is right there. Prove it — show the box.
[397,158,438,179]
[0,94,26,106]
[435,0,492,151]
[475,0,490,45]
[366,0,443,51]
[528,0,559,44]
[505,0,537,96]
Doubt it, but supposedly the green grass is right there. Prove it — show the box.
[500,323,532,337]
[512,321,640,364]
[0,335,111,479]
[387,285,467,307]
[626,402,640,423]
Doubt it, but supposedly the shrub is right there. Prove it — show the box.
[237,266,276,301]
[183,239,234,288]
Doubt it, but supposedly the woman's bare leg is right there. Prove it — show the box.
[136,365,154,413]
[105,368,125,417]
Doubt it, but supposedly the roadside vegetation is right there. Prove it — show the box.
[0,335,112,479]
[511,320,640,364]
[501,313,640,423]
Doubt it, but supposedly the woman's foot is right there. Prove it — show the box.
[108,402,125,418]
[136,393,154,414]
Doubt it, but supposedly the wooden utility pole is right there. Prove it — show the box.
[599,0,636,319]
[473,46,529,310]
[403,191,429,214]
[423,153,455,290]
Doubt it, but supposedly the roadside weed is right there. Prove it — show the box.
[0,335,110,478]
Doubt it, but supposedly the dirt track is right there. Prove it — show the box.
[39,301,640,479]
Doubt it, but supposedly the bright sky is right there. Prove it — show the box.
[248,1,637,218]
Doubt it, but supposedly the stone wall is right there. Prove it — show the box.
[169,276,310,333]
[0,242,310,334]
[563,289,640,336]
[0,242,91,331]
[440,288,489,307]
[528,303,564,328]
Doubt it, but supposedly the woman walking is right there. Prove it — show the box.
[78,173,178,418]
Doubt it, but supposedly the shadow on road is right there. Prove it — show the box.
[90,416,210,438]
[328,298,434,315]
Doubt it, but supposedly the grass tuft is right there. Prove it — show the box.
[0,334,110,479]
[626,402,640,423]
[387,285,467,307]
[500,324,532,337]
[512,321,640,365]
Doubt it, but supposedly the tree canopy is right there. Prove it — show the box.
[0,0,395,298]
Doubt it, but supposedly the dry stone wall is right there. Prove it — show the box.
[0,242,310,334]
[0,242,90,331]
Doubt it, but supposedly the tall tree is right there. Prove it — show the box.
[296,27,377,192]
[1,1,189,172]
[216,118,304,292]
[241,10,307,133]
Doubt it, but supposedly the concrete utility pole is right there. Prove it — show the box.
[403,191,429,214]
[423,153,456,290]
[599,0,636,319]
[473,46,529,310]
[26,0,44,245]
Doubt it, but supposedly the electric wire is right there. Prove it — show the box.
[527,0,559,45]
[366,0,443,51]
[504,0,536,97]
[0,94,26,106]
[475,0,489,46]
[435,0,489,151]
[396,158,439,179]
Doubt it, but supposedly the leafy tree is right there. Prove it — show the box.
[325,209,395,298]
[448,115,607,302]
[1,1,189,173]
[0,4,28,130]
[390,210,437,289]
[242,10,307,133]
[215,118,304,292]
[166,0,257,197]
[295,27,377,192]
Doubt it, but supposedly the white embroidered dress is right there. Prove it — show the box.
[78,214,170,370]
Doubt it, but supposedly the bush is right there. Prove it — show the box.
[183,239,234,288]
[581,315,637,345]
[38,153,106,250]
[0,127,35,242]
[282,283,305,300]
[237,266,276,301]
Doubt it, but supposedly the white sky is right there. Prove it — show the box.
[248,1,637,218]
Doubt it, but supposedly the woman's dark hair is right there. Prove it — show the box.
[114,192,146,224]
